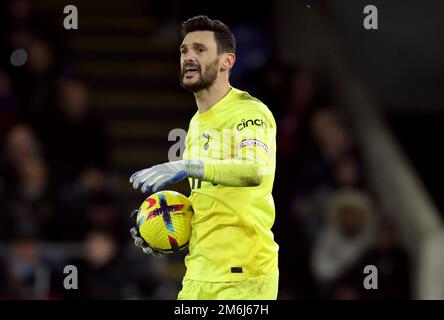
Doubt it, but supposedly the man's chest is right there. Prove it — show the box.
[184,122,238,160]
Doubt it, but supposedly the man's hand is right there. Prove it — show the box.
[129,160,203,193]
[130,227,163,258]
[129,209,163,258]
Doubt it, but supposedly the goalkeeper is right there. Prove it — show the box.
[130,15,279,300]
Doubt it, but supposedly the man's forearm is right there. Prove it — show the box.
[186,159,264,187]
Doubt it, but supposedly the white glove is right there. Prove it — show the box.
[130,227,163,258]
[129,160,203,193]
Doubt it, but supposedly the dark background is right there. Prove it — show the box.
[0,0,442,299]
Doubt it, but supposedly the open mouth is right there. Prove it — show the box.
[184,66,200,77]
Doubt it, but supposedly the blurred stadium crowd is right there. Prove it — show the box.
[0,0,412,299]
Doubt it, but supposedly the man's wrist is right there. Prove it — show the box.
[183,159,204,179]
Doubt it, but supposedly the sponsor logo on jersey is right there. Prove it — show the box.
[237,118,267,131]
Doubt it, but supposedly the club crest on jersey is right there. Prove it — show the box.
[202,132,210,150]
[237,118,267,131]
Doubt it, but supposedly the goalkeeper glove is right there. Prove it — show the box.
[130,227,163,258]
[129,209,163,257]
[129,160,203,193]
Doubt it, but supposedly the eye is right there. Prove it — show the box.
[198,48,205,53]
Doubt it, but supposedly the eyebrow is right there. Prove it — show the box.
[180,42,208,50]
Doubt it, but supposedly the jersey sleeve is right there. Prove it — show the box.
[231,103,276,175]
[202,102,276,186]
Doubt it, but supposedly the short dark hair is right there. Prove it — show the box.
[181,15,236,54]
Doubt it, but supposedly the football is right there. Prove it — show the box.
[135,190,193,253]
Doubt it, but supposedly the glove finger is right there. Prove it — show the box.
[130,209,140,220]
[142,245,153,255]
[140,171,165,193]
[134,237,145,248]
[152,178,169,193]
[141,178,155,193]
[132,174,144,190]
[140,169,165,193]
[132,169,150,189]
[141,178,161,193]
[130,227,139,239]
[134,168,157,190]
[129,172,138,183]
[129,169,146,183]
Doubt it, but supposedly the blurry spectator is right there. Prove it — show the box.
[85,190,121,233]
[1,0,65,68]
[244,59,293,121]
[310,189,376,298]
[279,69,318,160]
[289,108,362,240]
[290,108,356,196]
[257,61,289,113]
[310,108,352,161]
[0,124,56,240]
[71,229,130,299]
[0,124,42,191]
[41,77,109,189]
[328,221,412,300]
[332,155,363,189]
[3,123,41,162]
[63,183,124,240]
[3,237,57,299]
[359,222,411,299]
[2,157,56,239]
[229,24,270,86]
[12,35,60,124]
[271,69,322,297]
[34,77,112,240]
[0,124,41,236]
[273,78,361,299]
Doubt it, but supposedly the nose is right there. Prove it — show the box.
[182,57,198,71]
[183,50,197,62]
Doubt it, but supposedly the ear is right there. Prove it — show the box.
[220,53,236,72]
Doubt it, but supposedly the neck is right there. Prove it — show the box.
[194,81,232,114]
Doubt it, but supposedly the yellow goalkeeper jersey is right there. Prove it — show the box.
[183,87,279,282]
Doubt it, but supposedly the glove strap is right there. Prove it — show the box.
[184,160,204,179]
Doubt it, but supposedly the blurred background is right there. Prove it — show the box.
[0,0,443,299]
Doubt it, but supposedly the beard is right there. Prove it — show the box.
[180,58,219,93]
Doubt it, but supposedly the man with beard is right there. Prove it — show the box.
[129,15,279,300]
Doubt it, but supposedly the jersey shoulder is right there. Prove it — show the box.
[232,89,276,128]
